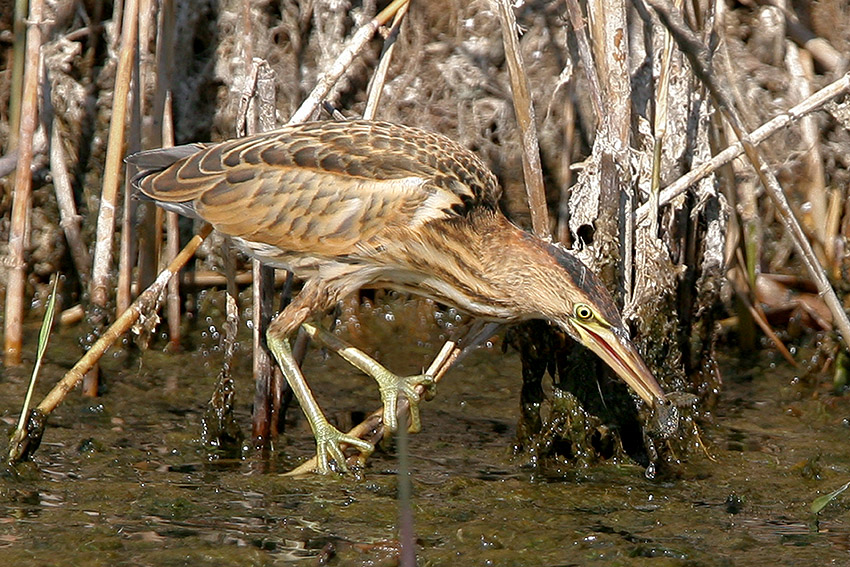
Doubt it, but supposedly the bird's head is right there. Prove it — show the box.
[540,243,667,408]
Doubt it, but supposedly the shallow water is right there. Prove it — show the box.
[1,298,849,566]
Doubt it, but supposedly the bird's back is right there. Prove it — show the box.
[129,121,501,265]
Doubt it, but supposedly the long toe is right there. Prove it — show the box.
[313,422,374,474]
[392,373,436,434]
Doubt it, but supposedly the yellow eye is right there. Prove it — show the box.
[574,304,593,320]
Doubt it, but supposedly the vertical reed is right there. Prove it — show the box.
[4,0,46,366]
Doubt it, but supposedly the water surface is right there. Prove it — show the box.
[1,299,848,565]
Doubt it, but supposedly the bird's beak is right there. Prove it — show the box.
[570,321,667,407]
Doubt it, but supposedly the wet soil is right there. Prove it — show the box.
[1,298,849,566]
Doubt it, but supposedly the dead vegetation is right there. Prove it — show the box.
[1,0,849,472]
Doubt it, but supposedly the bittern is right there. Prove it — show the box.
[129,120,667,473]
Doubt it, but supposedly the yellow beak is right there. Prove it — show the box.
[571,321,667,407]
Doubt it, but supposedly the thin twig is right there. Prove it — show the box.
[363,0,409,119]
[496,0,549,238]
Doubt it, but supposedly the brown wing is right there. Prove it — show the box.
[130,120,500,257]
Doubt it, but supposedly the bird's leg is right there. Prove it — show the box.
[266,297,373,474]
[300,322,435,433]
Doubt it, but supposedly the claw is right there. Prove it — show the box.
[312,419,374,474]
[379,373,435,433]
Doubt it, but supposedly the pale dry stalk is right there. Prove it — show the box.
[563,0,603,123]
[363,0,409,119]
[582,0,631,297]
[496,0,549,238]
[787,44,828,263]
[50,125,92,289]
[636,72,850,223]
[4,0,46,366]
[162,95,182,350]
[288,0,410,124]
[90,0,139,312]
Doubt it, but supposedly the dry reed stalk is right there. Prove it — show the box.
[231,54,274,442]
[787,45,828,264]
[363,0,409,119]
[134,0,174,291]
[582,0,631,295]
[90,0,138,311]
[776,0,847,74]
[637,71,850,223]
[150,0,174,147]
[117,38,143,316]
[826,190,844,279]
[248,60,282,445]
[564,0,603,123]
[60,304,85,326]
[647,0,682,239]
[242,0,254,62]
[496,0,549,238]
[7,0,28,150]
[288,0,410,124]
[251,259,278,444]
[162,96,182,350]
[142,2,180,345]
[7,225,214,464]
[3,0,45,366]
[84,0,139,396]
[50,120,92,287]
[555,90,576,246]
[647,0,850,351]
[179,270,291,287]
[116,0,156,315]
[137,0,156,103]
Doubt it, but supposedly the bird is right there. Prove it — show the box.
[128,120,667,473]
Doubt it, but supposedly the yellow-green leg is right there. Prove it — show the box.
[301,323,435,433]
[265,330,373,473]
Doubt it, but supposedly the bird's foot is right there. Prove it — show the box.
[311,419,374,474]
[377,372,436,433]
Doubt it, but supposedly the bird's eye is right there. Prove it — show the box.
[574,304,593,320]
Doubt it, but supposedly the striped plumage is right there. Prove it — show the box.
[129,120,666,474]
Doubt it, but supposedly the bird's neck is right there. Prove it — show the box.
[474,215,570,321]
[411,212,567,322]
